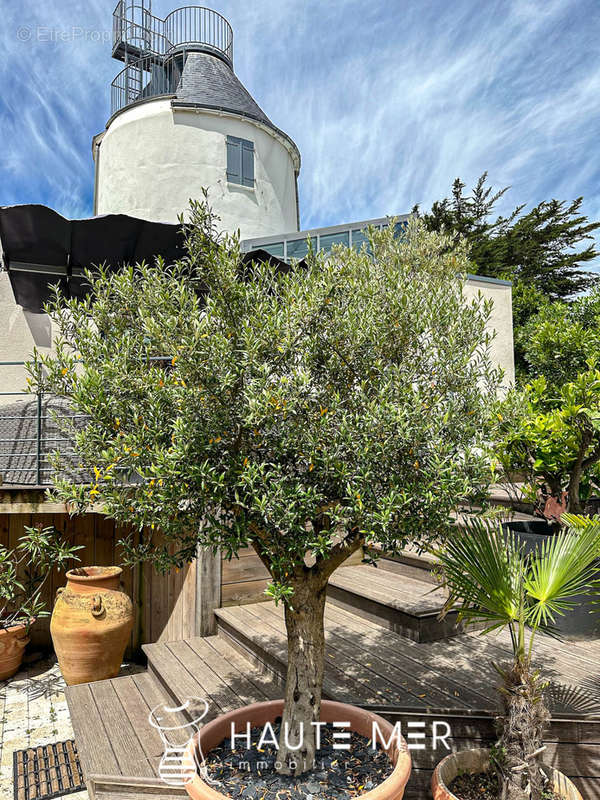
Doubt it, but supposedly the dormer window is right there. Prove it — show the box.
[226,135,254,188]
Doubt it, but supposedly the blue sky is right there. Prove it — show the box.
[2,0,600,246]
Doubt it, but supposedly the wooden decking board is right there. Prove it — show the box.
[255,601,457,709]
[65,682,120,777]
[336,604,600,719]
[145,634,284,711]
[86,678,155,778]
[202,634,284,701]
[166,639,247,714]
[217,604,378,703]
[217,604,379,704]
[144,640,208,707]
[460,630,600,718]
[92,794,184,800]
[340,563,441,598]
[67,587,600,800]
[327,563,467,641]
[111,674,167,765]
[310,605,498,709]
[225,600,600,722]
[90,772,187,799]
[322,603,497,709]
[65,673,193,800]
[186,635,271,706]
[250,601,454,709]
[330,565,447,616]
[468,625,600,677]
[462,625,600,697]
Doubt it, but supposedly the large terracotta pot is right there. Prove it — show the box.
[183,699,411,800]
[0,622,30,681]
[432,748,582,800]
[50,566,133,685]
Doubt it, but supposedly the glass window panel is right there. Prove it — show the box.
[351,228,371,252]
[394,220,408,237]
[286,237,311,260]
[319,230,349,254]
[260,242,284,258]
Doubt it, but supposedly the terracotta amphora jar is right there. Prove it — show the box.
[0,623,31,681]
[51,566,134,685]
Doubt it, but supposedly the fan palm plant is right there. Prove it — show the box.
[436,514,600,800]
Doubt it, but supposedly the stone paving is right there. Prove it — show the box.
[0,654,142,799]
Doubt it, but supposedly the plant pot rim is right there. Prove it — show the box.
[0,619,33,636]
[66,566,122,582]
[431,747,582,800]
[184,698,411,800]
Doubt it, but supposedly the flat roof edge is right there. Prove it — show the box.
[466,274,513,287]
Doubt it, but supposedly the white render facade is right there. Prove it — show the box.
[93,99,301,239]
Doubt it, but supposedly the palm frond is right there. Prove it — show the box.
[525,515,600,629]
[437,517,525,629]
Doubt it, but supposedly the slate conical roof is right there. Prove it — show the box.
[175,51,273,128]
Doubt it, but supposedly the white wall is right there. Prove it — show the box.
[94,100,300,240]
[0,273,58,404]
[464,276,515,391]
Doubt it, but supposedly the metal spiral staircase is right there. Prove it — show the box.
[110,1,234,114]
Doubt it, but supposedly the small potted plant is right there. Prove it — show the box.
[496,368,600,523]
[432,515,599,800]
[0,524,81,680]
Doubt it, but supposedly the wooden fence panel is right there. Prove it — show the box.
[221,545,364,607]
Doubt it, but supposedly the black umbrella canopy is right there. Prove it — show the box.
[0,205,299,313]
[0,205,188,312]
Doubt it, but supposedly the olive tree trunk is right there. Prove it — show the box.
[250,529,363,777]
[277,574,328,775]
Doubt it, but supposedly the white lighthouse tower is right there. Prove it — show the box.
[93,1,301,239]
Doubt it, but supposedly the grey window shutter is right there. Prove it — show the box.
[226,136,242,184]
[241,139,254,187]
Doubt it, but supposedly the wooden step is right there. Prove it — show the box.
[67,637,284,799]
[365,544,440,584]
[65,671,189,800]
[215,601,496,710]
[143,633,284,712]
[327,564,465,641]
[66,606,600,800]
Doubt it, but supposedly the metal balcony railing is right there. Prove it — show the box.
[110,2,234,115]
[0,362,86,487]
[0,359,175,487]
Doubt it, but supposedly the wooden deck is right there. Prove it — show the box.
[66,560,600,799]
[327,564,466,641]
[66,635,283,800]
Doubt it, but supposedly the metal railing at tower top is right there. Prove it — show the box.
[112,2,234,65]
[110,3,234,115]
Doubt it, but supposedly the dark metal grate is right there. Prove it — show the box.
[13,740,85,800]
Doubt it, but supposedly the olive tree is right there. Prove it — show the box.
[29,203,500,775]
